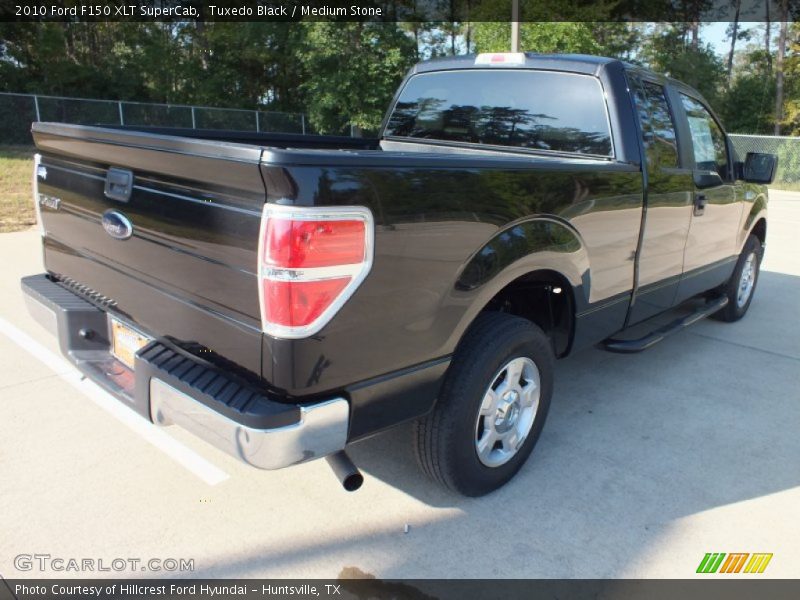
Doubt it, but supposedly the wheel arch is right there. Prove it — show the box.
[446,217,589,359]
[742,191,768,251]
[750,216,767,246]
[477,268,577,358]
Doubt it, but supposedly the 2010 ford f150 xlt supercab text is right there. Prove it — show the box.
[23,53,777,496]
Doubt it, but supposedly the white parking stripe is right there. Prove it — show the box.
[0,316,230,486]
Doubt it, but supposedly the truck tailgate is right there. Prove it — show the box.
[32,123,266,375]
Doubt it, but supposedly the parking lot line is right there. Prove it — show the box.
[0,316,230,486]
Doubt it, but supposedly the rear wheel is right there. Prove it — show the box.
[413,312,554,496]
[712,234,763,322]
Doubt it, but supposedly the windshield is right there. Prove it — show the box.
[384,69,613,157]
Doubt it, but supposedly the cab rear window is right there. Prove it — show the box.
[385,69,613,157]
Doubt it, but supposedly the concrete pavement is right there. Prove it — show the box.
[0,192,798,579]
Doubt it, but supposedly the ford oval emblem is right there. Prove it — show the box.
[101,210,133,240]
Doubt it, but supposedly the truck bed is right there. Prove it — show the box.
[103,125,381,151]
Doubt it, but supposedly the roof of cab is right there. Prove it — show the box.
[408,52,699,99]
[411,53,627,77]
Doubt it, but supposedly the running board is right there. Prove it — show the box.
[602,296,729,354]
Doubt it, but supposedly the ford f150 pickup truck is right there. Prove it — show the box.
[23,53,777,496]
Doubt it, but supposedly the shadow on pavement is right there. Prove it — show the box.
[205,270,799,577]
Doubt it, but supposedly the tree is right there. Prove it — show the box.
[765,0,772,72]
[780,22,800,135]
[0,23,154,100]
[592,23,644,62]
[720,67,775,133]
[640,23,725,106]
[774,0,789,134]
[297,23,416,134]
[726,0,742,86]
[472,22,602,54]
[470,21,642,62]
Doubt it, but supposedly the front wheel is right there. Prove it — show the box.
[712,234,763,322]
[413,312,555,496]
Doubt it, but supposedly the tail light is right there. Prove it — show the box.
[257,204,374,338]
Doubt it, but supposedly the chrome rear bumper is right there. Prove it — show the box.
[21,273,349,470]
[150,379,349,470]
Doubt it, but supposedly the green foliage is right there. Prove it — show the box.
[591,23,645,63]
[640,24,725,106]
[0,23,307,111]
[471,22,643,62]
[473,22,601,54]
[297,23,416,134]
[0,23,151,100]
[0,20,797,138]
[782,23,800,135]
[718,54,775,134]
[0,22,415,134]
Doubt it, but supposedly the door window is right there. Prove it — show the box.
[632,79,679,168]
[680,94,729,179]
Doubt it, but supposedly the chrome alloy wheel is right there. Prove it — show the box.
[474,356,540,468]
[737,252,757,308]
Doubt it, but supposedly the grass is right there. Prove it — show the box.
[771,182,800,192]
[0,146,36,232]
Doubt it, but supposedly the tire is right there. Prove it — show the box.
[413,312,555,496]
[712,234,763,322]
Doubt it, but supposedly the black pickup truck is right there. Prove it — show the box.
[23,53,776,496]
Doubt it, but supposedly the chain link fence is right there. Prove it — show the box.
[729,133,800,187]
[3,93,795,185]
[0,92,309,145]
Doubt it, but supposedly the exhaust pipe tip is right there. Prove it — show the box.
[342,472,364,492]
[326,451,363,492]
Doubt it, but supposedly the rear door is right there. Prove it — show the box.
[673,92,742,301]
[33,123,266,375]
[626,74,694,325]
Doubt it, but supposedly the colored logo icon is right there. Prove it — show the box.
[696,552,773,574]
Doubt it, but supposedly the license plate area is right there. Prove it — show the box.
[110,317,152,370]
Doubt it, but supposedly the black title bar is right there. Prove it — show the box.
[3,579,800,600]
[2,0,799,23]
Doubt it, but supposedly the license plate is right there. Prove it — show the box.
[110,318,152,370]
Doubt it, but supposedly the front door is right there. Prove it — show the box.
[675,93,742,302]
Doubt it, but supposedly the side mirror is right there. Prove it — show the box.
[742,152,778,184]
[693,169,723,189]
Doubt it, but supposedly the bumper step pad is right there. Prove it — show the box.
[136,342,299,429]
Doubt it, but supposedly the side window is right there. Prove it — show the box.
[680,94,729,179]
[632,79,679,168]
